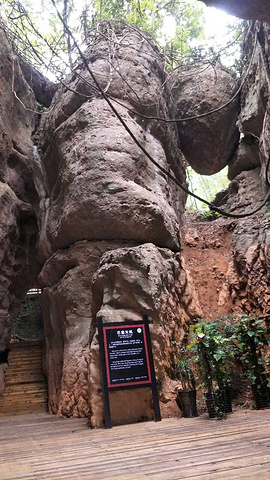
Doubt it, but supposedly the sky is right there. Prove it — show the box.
[31,0,240,47]
[21,0,241,77]
[204,6,238,40]
[161,4,238,41]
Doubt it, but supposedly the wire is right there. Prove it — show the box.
[3,11,249,124]
[49,9,270,218]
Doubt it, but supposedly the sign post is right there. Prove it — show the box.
[97,316,161,428]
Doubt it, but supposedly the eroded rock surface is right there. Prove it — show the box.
[36,23,201,423]
[0,28,38,352]
[222,169,270,314]
[19,59,57,108]
[171,63,240,174]
[89,243,201,427]
[221,23,270,316]
[39,240,131,416]
[228,136,260,180]
[37,23,186,261]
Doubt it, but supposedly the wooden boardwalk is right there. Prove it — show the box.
[0,410,270,479]
[0,342,47,416]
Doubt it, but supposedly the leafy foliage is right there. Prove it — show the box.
[187,314,270,408]
[0,0,215,78]
[171,341,196,390]
[231,314,270,387]
[0,0,73,75]
[165,0,205,62]
[188,319,235,392]
[186,166,230,213]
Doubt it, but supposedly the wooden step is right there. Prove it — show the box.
[6,374,45,384]
[8,355,43,362]
[5,365,44,375]
[0,342,48,416]
[8,354,43,362]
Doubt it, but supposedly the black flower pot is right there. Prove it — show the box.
[205,389,232,418]
[252,384,270,409]
[176,389,198,418]
[221,387,232,414]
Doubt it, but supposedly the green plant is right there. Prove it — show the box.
[187,319,236,419]
[172,358,196,391]
[188,320,235,392]
[233,314,270,388]
[196,210,222,222]
[170,341,196,390]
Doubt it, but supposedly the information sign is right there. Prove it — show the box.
[98,316,161,428]
[103,323,151,388]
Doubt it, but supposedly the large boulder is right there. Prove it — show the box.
[39,240,130,417]
[39,241,201,421]
[89,243,201,427]
[199,1,270,23]
[170,63,240,175]
[37,22,186,261]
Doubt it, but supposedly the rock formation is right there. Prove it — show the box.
[170,64,240,175]
[1,0,270,424]
[0,28,39,353]
[19,59,57,108]
[221,24,270,316]
[228,136,260,180]
[171,14,270,318]
[37,24,186,260]
[35,22,201,424]
[200,21,270,317]
[89,243,201,426]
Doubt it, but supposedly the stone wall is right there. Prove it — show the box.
[223,23,270,316]
[0,28,39,353]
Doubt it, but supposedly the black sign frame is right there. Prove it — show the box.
[98,315,161,428]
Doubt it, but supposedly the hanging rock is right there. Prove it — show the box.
[199,0,270,23]
[170,63,240,175]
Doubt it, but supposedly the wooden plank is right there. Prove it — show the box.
[0,411,270,479]
[0,343,47,416]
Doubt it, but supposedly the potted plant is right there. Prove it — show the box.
[233,314,270,409]
[171,343,198,418]
[188,320,233,418]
